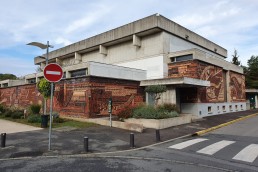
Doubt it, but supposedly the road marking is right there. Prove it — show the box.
[169,138,208,150]
[197,140,235,155]
[46,71,61,75]
[233,144,258,163]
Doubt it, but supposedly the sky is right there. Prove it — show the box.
[0,0,258,77]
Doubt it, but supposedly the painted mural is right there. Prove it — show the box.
[198,63,225,103]
[230,71,245,102]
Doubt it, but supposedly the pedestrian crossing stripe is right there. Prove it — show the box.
[197,140,235,155]
[233,144,258,163]
[169,138,208,150]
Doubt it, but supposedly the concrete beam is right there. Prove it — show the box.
[56,58,63,65]
[133,34,141,47]
[99,45,107,55]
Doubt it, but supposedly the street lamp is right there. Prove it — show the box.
[27,41,54,65]
[27,41,54,151]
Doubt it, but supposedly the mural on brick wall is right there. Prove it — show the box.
[0,77,144,118]
[198,63,225,103]
[230,71,245,102]
[0,84,42,108]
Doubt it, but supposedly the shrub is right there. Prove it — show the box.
[30,104,41,114]
[53,116,65,123]
[3,110,13,118]
[27,115,41,123]
[11,110,24,119]
[117,106,135,120]
[132,105,179,119]
[0,104,6,114]
[157,103,179,113]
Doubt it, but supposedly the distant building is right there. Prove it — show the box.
[0,14,246,117]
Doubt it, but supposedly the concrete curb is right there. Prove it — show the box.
[192,113,258,136]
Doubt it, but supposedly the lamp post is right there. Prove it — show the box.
[27,41,54,151]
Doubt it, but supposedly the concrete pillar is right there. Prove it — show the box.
[99,45,107,55]
[75,52,82,64]
[255,95,258,108]
[56,58,63,65]
[66,71,71,78]
[133,34,141,47]
[40,62,46,70]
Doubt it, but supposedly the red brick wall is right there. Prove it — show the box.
[0,76,144,118]
[0,84,43,108]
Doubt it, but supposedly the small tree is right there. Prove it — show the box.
[145,85,167,107]
[37,78,51,115]
[231,49,241,66]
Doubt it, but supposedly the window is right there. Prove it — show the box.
[70,69,87,77]
[3,83,8,87]
[27,78,36,84]
[235,105,238,111]
[170,54,193,62]
[241,104,243,110]
[208,106,212,113]
[222,105,226,111]
[229,105,232,111]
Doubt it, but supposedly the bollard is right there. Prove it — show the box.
[156,130,161,142]
[84,137,89,152]
[130,133,135,148]
[1,133,6,148]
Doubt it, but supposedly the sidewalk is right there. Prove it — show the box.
[1,109,258,159]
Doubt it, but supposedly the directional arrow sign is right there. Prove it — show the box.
[44,63,63,82]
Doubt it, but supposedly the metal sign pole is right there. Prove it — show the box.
[108,98,112,127]
[48,82,54,151]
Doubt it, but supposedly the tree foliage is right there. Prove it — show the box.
[145,85,167,106]
[37,78,52,98]
[244,55,258,89]
[0,73,17,81]
[231,49,241,66]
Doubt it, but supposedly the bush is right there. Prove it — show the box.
[3,110,13,118]
[117,106,135,120]
[11,110,24,119]
[53,116,65,123]
[0,104,6,114]
[30,104,41,114]
[132,105,179,119]
[27,115,41,123]
[157,103,179,113]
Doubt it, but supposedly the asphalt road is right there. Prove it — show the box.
[2,115,258,171]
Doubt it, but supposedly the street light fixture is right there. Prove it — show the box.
[27,41,54,65]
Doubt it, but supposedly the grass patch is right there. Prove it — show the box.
[0,115,96,129]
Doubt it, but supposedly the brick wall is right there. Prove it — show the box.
[0,76,144,118]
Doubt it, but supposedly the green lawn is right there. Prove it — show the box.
[0,115,97,129]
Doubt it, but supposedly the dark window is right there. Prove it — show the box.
[63,72,66,79]
[27,78,36,84]
[170,54,193,62]
[70,69,87,77]
[3,83,8,87]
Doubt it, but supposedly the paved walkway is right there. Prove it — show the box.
[0,119,42,134]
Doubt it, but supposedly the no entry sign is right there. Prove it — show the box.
[44,63,63,82]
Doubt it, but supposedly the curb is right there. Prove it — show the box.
[192,113,258,136]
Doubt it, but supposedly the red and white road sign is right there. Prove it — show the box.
[43,63,63,82]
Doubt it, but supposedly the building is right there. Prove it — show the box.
[0,14,246,118]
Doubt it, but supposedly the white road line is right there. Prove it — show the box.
[46,71,61,75]
[169,138,208,150]
[233,144,258,163]
[197,140,235,155]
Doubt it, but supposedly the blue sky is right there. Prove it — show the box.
[0,0,258,77]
